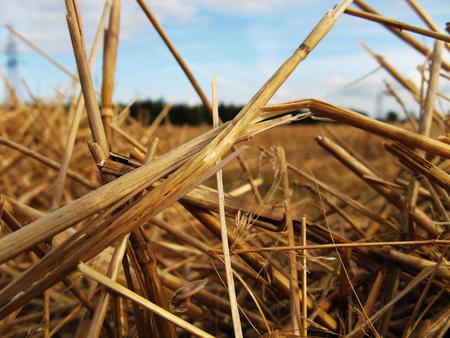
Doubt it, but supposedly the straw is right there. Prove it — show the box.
[344,8,450,43]
[382,79,418,131]
[101,0,121,148]
[261,99,450,157]
[212,73,243,337]
[353,0,450,72]
[346,265,436,337]
[51,0,111,210]
[418,40,444,137]
[0,135,98,190]
[86,234,129,338]
[65,0,109,156]
[279,146,301,333]
[405,0,450,53]
[78,263,215,338]
[315,135,441,237]
[3,24,78,80]
[136,0,213,115]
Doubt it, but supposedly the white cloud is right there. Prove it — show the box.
[0,0,199,55]
[0,0,448,120]
[140,0,199,23]
[192,0,279,15]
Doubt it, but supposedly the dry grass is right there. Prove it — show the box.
[1,0,450,337]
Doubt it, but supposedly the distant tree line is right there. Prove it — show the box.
[128,99,250,125]
[126,99,403,126]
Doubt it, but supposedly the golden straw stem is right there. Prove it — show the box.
[353,0,450,72]
[0,294,23,336]
[383,142,450,192]
[279,146,301,333]
[93,123,174,336]
[186,205,338,331]
[301,215,307,337]
[213,74,243,337]
[141,103,172,145]
[113,295,129,337]
[110,122,147,152]
[211,240,450,255]
[0,206,97,313]
[344,8,450,43]
[0,120,231,264]
[0,135,98,190]
[261,146,398,232]
[101,0,121,149]
[234,0,354,124]
[315,135,441,236]
[65,0,109,156]
[121,253,150,338]
[136,0,213,115]
[51,0,111,211]
[418,40,444,137]
[152,218,276,330]
[382,79,418,132]
[346,266,435,337]
[78,263,215,338]
[48,304,83,337]
[43,288,50,338]
[86,234,130,338]
[352,270,385,338]
[0,6,354,335]
[129,227,178,338]
[358,41,444,121]
[405,0,450,53]
[130,135,176,338]
[262,99,450,158]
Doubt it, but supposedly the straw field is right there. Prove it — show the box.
[1,0,450,337]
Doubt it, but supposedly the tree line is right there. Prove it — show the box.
[128,99,246,125]
[127,99,401,126]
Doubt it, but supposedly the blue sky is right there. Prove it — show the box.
[0,0,449,118]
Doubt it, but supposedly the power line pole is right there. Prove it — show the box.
[4,27,21,105]
[6,28,19,88]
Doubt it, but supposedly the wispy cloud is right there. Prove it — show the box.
[0,0,448,118]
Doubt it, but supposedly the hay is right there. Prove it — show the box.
[1,0,450,337]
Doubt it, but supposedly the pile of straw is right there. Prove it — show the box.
[1,0,450,337]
